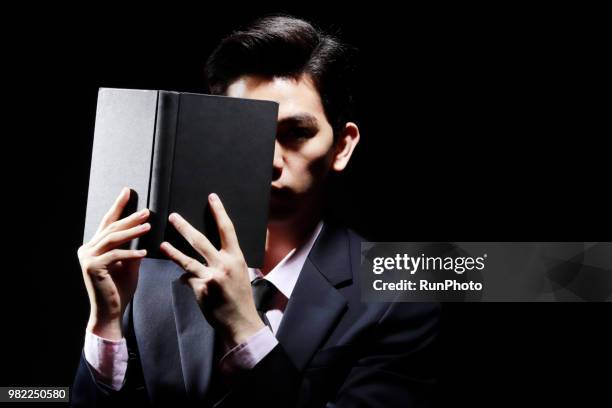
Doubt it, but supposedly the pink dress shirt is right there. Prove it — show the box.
[84,221,324,390]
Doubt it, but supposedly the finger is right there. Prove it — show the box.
[95,187,131,236]
[208,193,240,253]
[168,213,218,264]
[160,241,208,278]
[90,208,150,248]
[180,273,212,302]
[97,248,147,266]
[92,223,151,255]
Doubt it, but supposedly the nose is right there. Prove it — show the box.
[272,139,283,182]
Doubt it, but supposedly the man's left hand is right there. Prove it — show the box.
[160,193,265,346]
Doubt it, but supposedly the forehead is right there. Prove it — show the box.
[226,75,325,121]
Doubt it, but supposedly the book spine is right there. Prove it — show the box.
[137,91,180,257]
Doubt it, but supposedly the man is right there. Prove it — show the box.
[72,15,440,407]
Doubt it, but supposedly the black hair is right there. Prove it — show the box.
[205,15,358,139]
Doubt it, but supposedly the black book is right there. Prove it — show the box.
[83,88,278,267]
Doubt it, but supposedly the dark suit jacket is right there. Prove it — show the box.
[72,221,440,407]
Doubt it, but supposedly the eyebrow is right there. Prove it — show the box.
[277,113,319,128]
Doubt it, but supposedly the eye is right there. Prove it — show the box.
[286,127,315,139]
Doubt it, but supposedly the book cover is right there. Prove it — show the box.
[83,88,278,267]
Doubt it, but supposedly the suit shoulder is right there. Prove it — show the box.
[346,227,366,244]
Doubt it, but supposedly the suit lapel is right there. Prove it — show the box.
[171,277,215,400]
[276,222,353,371]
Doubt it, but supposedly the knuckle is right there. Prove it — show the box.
[184,258,199,273]
[97,236,111,249]
[220,220,234,232]
[100,213,111,224]
[106,221,119,233]
[186,237,196,248]
[224,253,244,270]
[210,273,223,286]
[202,269,213,281]
[81,258,93,272]
[103,250,116,263]
[100,215,112,228]
[105,231,122,245]
[219,264,232,276]
[195,282,207,296]
[219,250,231,262]
[195,243,206,254]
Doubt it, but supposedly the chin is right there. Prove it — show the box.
[268,187,315,224]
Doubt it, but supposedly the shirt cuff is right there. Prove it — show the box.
[83,330,128,391]
[219,326,278,377]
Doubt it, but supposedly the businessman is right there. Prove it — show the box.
[72,15,440,407]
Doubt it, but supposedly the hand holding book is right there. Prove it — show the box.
[160,192,265,347]
[78,187,151,341]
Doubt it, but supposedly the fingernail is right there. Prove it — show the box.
[138,249,147,255]
[139,208,149,217]
[141,223,150,230]
[209,193,218,202]
[169,213,177,222]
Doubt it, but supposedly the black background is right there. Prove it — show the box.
[2,4,609,406]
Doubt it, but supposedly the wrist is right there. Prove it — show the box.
[87,315,123,341]
[223,317,266,347]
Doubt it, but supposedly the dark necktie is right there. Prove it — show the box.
[251,277,278,331]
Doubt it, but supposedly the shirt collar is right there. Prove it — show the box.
[248,220,324,299]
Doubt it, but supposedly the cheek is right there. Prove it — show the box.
[296,137,335,185]
[283,154,315,187]
[279,126,335,191]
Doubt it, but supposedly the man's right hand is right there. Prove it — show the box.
[78,187,151,341]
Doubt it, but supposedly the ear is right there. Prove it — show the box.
[331,122,360,172]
